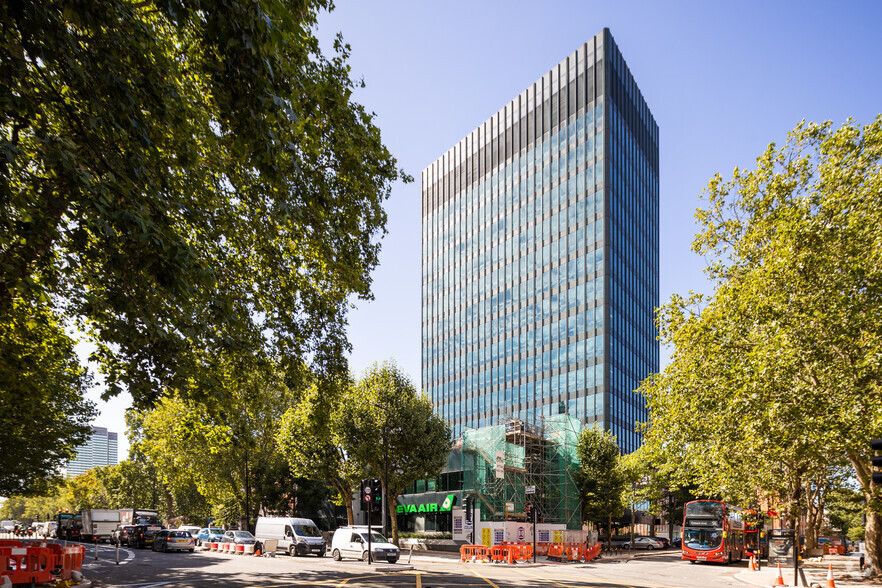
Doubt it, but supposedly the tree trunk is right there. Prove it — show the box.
[847,449,881,576]
[867,510,882,577]
[608,513,613,548]
[388,494,399,546]
[333,479,355,525]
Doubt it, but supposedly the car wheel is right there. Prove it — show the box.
[189,549,194,553]
[362,551,370,562]
[318,550,326,557]
[332,549,341,561]
[289,545,297,557]
[646,545,654,550]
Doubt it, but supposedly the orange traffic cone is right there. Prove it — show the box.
[255,548,261,557]
[775,562,785,586]
[826,563,836,587]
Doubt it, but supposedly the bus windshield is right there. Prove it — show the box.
[684,501,724,518]
[684,528,722,551]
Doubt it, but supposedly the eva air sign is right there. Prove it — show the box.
[396,495,456,515]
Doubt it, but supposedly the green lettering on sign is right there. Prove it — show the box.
[395,495,456,515]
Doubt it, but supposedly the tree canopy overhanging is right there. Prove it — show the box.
[0,0,408,407]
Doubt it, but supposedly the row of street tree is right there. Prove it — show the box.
[1,361,451,545]
[637,117,882,572]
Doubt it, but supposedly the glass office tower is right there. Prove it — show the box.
[421,29,658,453]
[65,426,119,477]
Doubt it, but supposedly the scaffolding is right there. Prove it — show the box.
[462,414,582,530]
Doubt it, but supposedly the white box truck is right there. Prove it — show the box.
[253,517,326,557]
[81,509,121,543]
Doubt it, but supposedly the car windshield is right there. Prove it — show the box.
[233,531,253,538]
[171,531,190,538]
[684,528,722,551]
[293,525,321,538]
[135,515,160,525]
[208,528,223,534]
[362,533,389,544]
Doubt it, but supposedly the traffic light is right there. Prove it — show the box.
[370,479,382,513]
[871,440,882,484]
[525,503,536,524]
[360,478,382,512]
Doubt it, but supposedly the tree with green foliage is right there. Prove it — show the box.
[639,116,882,573]
[336,362,451,545]
[1,0,407,417]
[138,360,292,530]
[577,426,626,546]
[277,376,365,525]
[826,486,866,543]
[0,301,96,496]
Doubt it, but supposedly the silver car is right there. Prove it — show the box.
[632,537,664,550]
[222,530,257,545]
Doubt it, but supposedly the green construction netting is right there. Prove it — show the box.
[462,415,583,529]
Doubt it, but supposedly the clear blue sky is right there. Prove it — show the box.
[95,0,882,459]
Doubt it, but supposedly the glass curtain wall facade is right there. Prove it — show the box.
[421,29,658,453]
[65,426,119,477]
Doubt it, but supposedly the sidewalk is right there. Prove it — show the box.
[734,556,882,588]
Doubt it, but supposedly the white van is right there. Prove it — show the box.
[330,526,399,563]
[177,525,202,538]
[253,517,325,557]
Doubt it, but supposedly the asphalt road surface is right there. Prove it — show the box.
[80,544,748,587]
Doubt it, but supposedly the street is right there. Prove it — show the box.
[81,546,749,588]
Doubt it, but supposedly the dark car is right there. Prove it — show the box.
[113,525,135,546]
[131,524,163,549]
[152,530,195,553]
[671,538,682,549]
[650,536,670,548]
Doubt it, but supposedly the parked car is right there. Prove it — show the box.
[221,530,257,546]
[330,526,399,563]
[195,527,225,546]
[603,536,633,549]
[253,516,325,557]
[649,536,670,548]
[152,530,195,553]
[672,537,682,549]
[113,525,136,546]
[632,537,664,550]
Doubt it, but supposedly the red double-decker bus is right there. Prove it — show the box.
[682,500,746,564]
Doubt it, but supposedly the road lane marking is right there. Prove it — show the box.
[415,571,422,588]
[469,568,501,587]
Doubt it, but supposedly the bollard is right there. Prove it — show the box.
[95,539,99,560]
[408,544,414,564]
[116,541,120,565]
